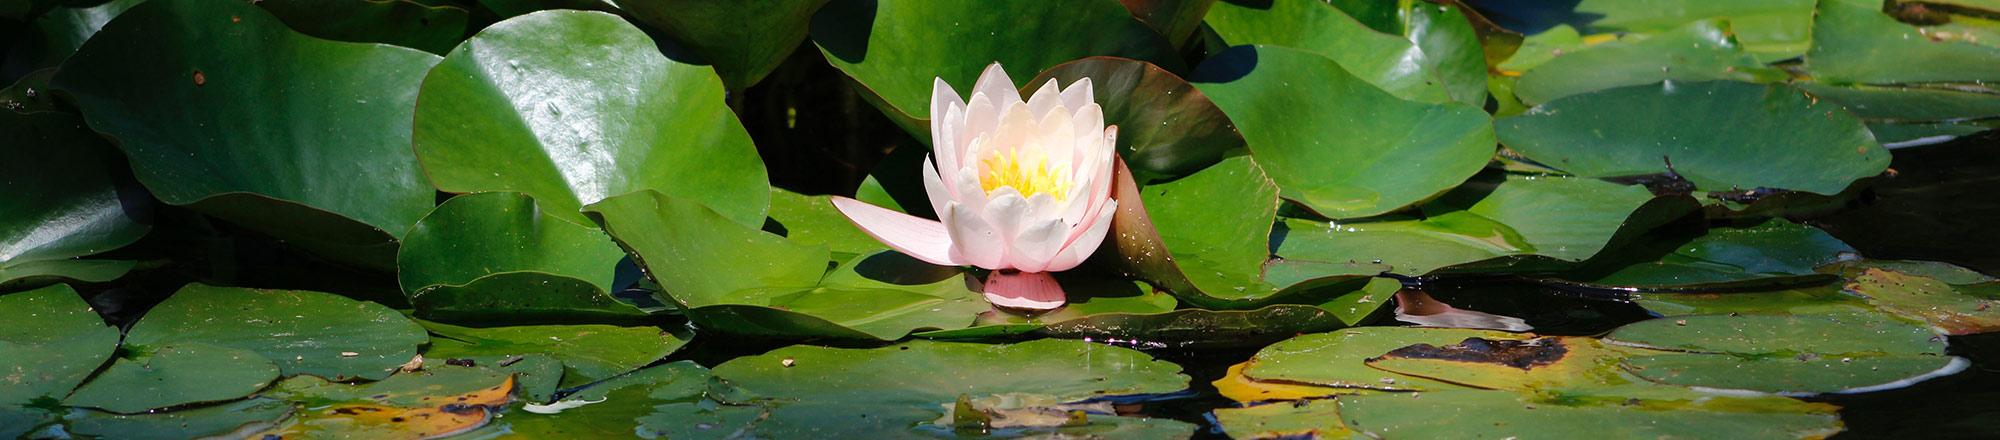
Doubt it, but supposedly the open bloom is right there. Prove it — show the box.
[832,63,1119,311]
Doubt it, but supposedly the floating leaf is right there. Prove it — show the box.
[4,0,142,72]
[398,192,641,322]
[1213,400,1353,440]
[64,342,281,413]
[1193,45,1494,218]
[1560,219,1855,290]
[413,10,769,226]
[1337,389,1842,438]
[1842,266,2000,335]
[0,284,118,405]
[123,283,429,381]
[257,0,471,55]
[1274,172,1693,276]
[809,0,1182,136]
[422,320,684,388]
[1806,0,2000,84]
[258,372,515,438]
[66,398,293,440]
[51,0,441,269]
[1,111,150,288]
[620,0,829,89]
[1513,19,1785,105]
[1026,57,1246,184]
[1242,327,1519,395]
[1120,0,1217,47]
[1606,312,1963,394]
[1204,0,1451,103]
[1365,336,1628,392]
[1498,80,1887,195]
[1633,285,1873,316]
[765,187,884,261]
[1573,0,1815,61]
[475,361,713,437]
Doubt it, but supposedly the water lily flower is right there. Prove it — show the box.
[832,63,1119,311]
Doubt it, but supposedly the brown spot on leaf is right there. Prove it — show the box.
[1374,337,1569,370]
[193,70,206,86]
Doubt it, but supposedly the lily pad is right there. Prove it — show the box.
[1807,0,2000,84]
[398,192,641,322]
[765,187,885,261]
[674,339,1193,438]
[1204,0,1453,103]
[620,0,828,89]
[1026,57,1246,184]
[1842,266,2000,335]
[5,0,142,72]
[1364,336,1629,392]
[257,0,471,55]
[587,191,986,340]
[1334,0,1493,105]
[422,320,685,388]
[1606,312,1963,394]
[1120,0,1217,47]
[64,342,282,413]
[412,10,769,226]
[0,284,119,405]
[1105,155,1381,308]
[1633,285,1873,316]
[1192,45,1495,219]
[1512,19,1786,105]
[1559,219,1855,290]
[1498,80,1887,196]
[1337,389,1842,438]
[1,111,150,288]
[256,372,515,438]
[1573,0,1815,61]
[50,0,441,269]
[476,361,714,438]
[66,398,294,440]
[1242,327,1523,394]
[1273,172,1693,276]
[809,0,1181,136]
[124,283,429,381]
[1213,399,1354,440]
[1622,352,1966,395]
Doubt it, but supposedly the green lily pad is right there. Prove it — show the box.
[412,10,769,227]
[1364,336,1633,392]
[1513,19,1786,105]
[0,405,50,439]
[398,192,641,322]
[257,365,517,438]
[1633,285,1873,316]
[64,342,282,414]
[0,284,119,405]
[1334,0,1492,106]
[765,187,884,261]
[1213,399,1352,439]
[1337,389,1843,438]
[1607,311,1966,394]
[1841,266,2000,335]
[475,361,714,438]
[1243,327,1524,393]
[1204,0,1453,103]
[809,0,1181,136]
[124,283,429,381]
[1106,155,1381,308]
[1,111,150,288]
[50,0,441,270]
[5,0,142,72]
[257,0,471,55]
[587,191,986,340]
[422,320,685,388]
[1,69,61,113]
[1274,172,1693,276]
[1797,82,2000,122]
[1573,0,1815,61]
[671,339,1193,438]
[1120,0,1217,47]
[1026,57,1247,184]
[1807,0,2000,84]
[266,364,512,407]
[1560,219,1855,290]
[620,0,828,89]
[1822,259,1999,285]
[66,398,294,440]
[1498,80,1887,196]
[1192,45,1495,219]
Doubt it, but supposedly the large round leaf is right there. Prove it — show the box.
[620,0,829,89]
[1512,19,1786,105]
[421,320,685,387]
[1806,0,2000,84]
[1337,390,1841,438]
[1274,172,1695,276]
[397,192,641,322]
[688,339,1194,437]
[0,284,119,405]
[1497,80,1888,195]
[1323,0,1494,106]
[125,283,429,381]
[66,398,294,440]
[1192,45,1495,219]
[809,0,1182,136]
[1558,219,1855,290]
[1026,57,1246,184]
[256,0,471,55]
[64,342,281,414]
[1204,0,1453,103]
[1606,311,1964,394]
[1,111,150,288]
[765,187,885,262]
[412,10,769,226]
[50,0,441,269]
[1573,0,1815,61]
[3,0,142,73]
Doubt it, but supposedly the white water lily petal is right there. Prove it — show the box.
[971,62,1020,108]
[930,77,964,147]
[922,158,950,216]
[1026,78,1063,119]
[1059,77,1095,113]
[1048,200,1117,272]
[944,202,1004,269]
[831,197,961,266]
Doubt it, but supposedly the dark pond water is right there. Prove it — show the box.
[663,133,2000,439]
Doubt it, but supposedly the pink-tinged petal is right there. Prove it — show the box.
[937,102,967,177]
[929,77,965,144]
[1033,105,1076,160]
[980,188,1031,268]
[963,94,998,150]
[921,157,951,215]
[1046,199,1116,272]
[1010,217,1067,272]
[944,201,1005,269]
[1071,103,1104,139]
[971,62,1020,107]
[983,270,1066,311]
[1394,289,1532,332]
[1059,77,1094,112]
[951,165,989,213]
[1026,78,1062,119]
[831,196,961,267]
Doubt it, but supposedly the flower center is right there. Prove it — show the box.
[979,148,1071,201]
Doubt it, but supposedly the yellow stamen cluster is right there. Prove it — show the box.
[980,148,1071,201]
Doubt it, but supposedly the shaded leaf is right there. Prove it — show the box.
[621,0,829,89]
[399,192,641,322]
[124,283,429,381]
